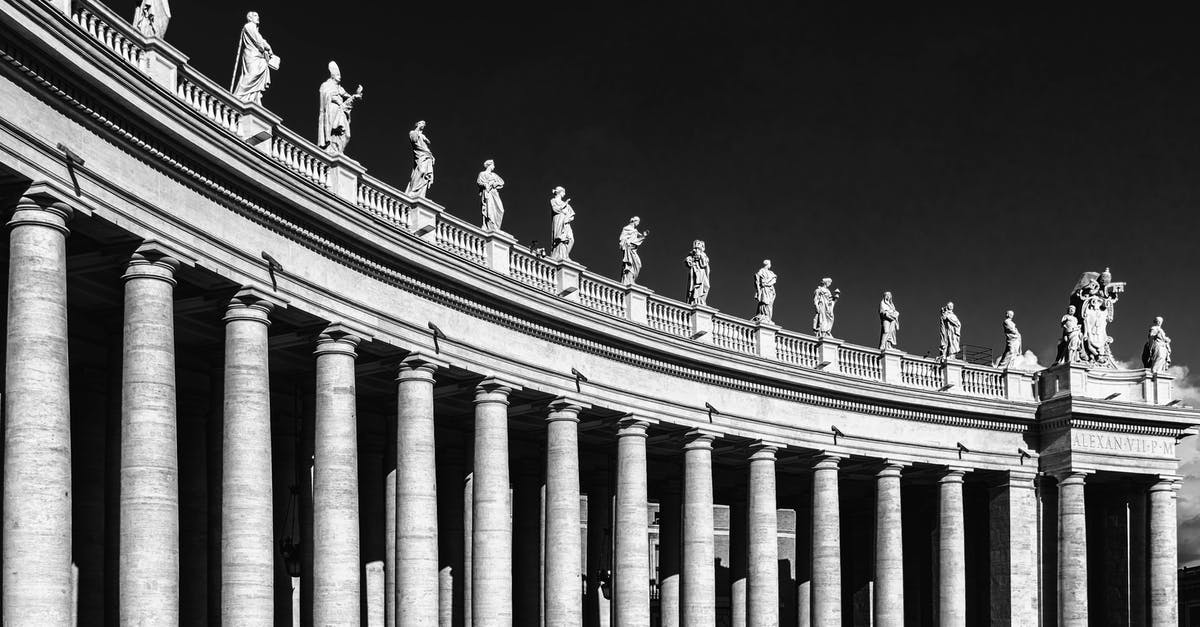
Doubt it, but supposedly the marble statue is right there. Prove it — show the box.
[133,0,170,38]
[752,260,777,324]
[812,278,840,338]
[1142,317,1172,373]
[618,217,648,286]
[879,291,899,350]
[550,187,575,261]
[317,62,363,156]
[231,12,274,105]
[1067,267,1125,368]
[405,121,434,198]
[477,160,505,231]
[996,310,1022,368]
[684,240,710,306]
[1055,305,1083,365]
[939,302,961,359]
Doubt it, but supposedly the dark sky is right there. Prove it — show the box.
[108,1,1200,559]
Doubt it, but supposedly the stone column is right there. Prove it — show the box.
[658,479,682,627]
[514,458,542,625]
[614,417,653,626]
[221,289,278,625]
[544,398,585,627]
[938,468,968,627]
[873,461,906,627]
[809,454,843,626]
[1057,471,1089,627]
[473,378,517,626]
[1148,477,1179,626]
[1129,487,1148,627]
[2,196,73,625]
[118,248,181,625]
[682,430,718,626]
[312,326,362,626]
[988,470,1037,626]
[747,443,781,627]
[386,469,396,627]
[395,353,447,626]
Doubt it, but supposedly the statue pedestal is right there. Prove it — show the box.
[622,284,653,325]
[327,154,365,205]
[690,306,717,344]
[482,230,517,275]
[555,259,585,303]
[753,321,780,359]
[237,101,281,152]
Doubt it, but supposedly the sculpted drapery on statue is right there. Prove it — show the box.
[939,302,961,359]
[132,0,170,38]
[879,291,899,350]
[1068,267,1125,368]
[1055,305,1083,365]
[996,310,1021,368]
[477,160,505,231]
[317,62,363,156]
[812,278,839,337]
[1142,317,1172,373]
[752,260,777,324]
[405,121,435,198]
[684,240,710,306]
[550,187,575,261]
[230,12,275,105]
[619,217,648,286]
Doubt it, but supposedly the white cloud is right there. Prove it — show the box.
[1006,350,1043,371]
[1172,363,1200,567]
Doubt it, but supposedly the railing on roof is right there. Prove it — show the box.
[578,275,626,318]
[57,0,1084,405]
[434,215,486,265]
[901,356,944,389]
[176,66,242,134]
[356,175,411,229]
[775,330,820,367]
[711,314,756,355]
[962,365,1005,398]
[72,1,144,68]
[646,296,691,338]
[270,126,330,188]
[838,344,883,381]
[508,246,557,294]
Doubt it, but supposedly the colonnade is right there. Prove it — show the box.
[0,194,1186,625]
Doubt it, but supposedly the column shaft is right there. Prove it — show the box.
[1148,478,1179,626]
[938,469,967,626]
[2,198,73,625]
[681,431,717,625]
[747,445,780,627]
[119,252,181,624]
[614,418,651,626]
[810,455,842,626]
[386,469,396,627]
[472,379,515,626]
[1057,472,1088,627]
[220,292,276,625]
[1129,488,1148,627]
[988,472,1037,626]
[396,355,443,626]
[658,481,681,627]
[313,330,362,625]
[544,400,584,626]
[873,463,904,627]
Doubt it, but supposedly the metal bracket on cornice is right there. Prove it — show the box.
[831,424,844,445]
[938,383,955,392]
[413,224,436,237]
[705,402,720,423]
[570,367,588,393]
[1104,392,1122,400]
[956,442,970,459]
[55,142,85,196]
[260,251,283,291]
[1018,448,1032,464]
[1167,399,1182,407]
[560,286,578,297]
[690,330,708,340]
[427,321,446,354]
[816,361,831,370]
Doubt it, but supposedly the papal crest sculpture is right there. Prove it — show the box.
[1066,267,1125,368]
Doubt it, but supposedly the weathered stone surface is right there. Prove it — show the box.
[681,430,717,625]
[544,398,584,627]
[614,417,652,625]
[747,444,780,627]
[472,378,516,625]
[874,462,905,627]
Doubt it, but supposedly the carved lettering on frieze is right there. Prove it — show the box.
[1070,432,1175,457]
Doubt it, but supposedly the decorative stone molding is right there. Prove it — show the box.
[623,283,653,325]
[327,154,366,205]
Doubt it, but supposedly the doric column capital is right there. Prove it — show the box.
[875,459,910,478]
[1051,469,1092,486]
[616,415,656,438]
[547,395,589,423]
[939,466,971,484]
[749,440,785,461]
[683,428,721,450]
[474,376,520,405]
[9,194,73,233]
[812,452,847,471]
[1150,475,1182,492]
[395,351,448,382]
[223,287,285,325]
[123,249,180,286]
[314,324,362,358]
